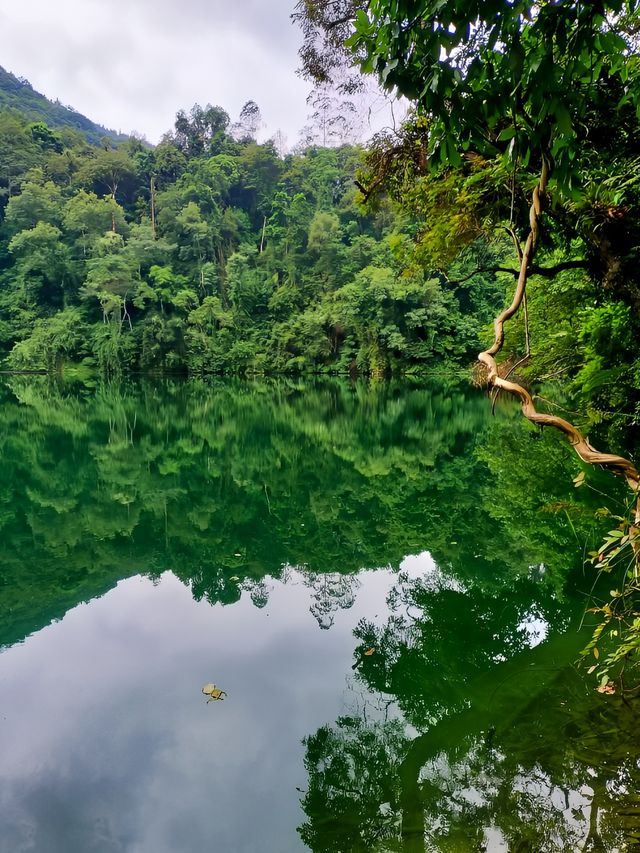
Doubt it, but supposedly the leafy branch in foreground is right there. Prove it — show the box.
[581,500,640,694]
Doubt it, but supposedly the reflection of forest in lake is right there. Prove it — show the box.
[0,377,638,850]
[301,561,640,851]
[0,375,607,646]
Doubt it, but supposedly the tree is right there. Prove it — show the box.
[154,140,187,188]
[3,178,62,235]
[172,104,230,158]
[302,86,359,148]
[76,148,137,203]
[81,232,138,326]
[7,307,88,370]
[0,113,42,207]
[231,100,263,142]
[8,222,70,307]
[233,142,283,223]
[126,222,173,277]
[175,201,210,265]
[27,121,63,153]
[62,190,127,256]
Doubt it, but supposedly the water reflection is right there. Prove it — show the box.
[305,572,360,629]
[0,377,637,851]
[0,376,606,650]
[299,565,640,852]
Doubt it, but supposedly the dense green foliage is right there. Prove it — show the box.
[295,0,640,687]
[0,376,609,650]
[352,2,639,183]
[0,99,506,377]
[296,1,640,439]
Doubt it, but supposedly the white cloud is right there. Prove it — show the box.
[0,0,312,142]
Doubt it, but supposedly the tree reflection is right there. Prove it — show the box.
[1,375,637,845]
[299,560,640,851]
[305,571,360,629]
[1,374,602,647]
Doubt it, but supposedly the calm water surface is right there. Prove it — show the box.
[0,377,638,852]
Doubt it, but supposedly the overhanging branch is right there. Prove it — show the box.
[478,157,640,494]
[446,259,589,285]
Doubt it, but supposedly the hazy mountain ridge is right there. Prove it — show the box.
[0,65,129,145]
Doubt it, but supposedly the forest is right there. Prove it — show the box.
[0,21,637,437]
[0,26,637,443]
[0,0,639,686]
[0,97,505,379]
[3,5,640,847]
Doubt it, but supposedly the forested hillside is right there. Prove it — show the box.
[0,65,127,145]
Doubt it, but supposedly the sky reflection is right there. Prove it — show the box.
[0,567,413,853]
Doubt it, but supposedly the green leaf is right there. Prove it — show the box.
[555,104,573,136]
[497,126,516,142]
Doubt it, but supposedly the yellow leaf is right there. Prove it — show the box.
[202,683,227,701]
[364,648,375,656]
[593,647,600,659]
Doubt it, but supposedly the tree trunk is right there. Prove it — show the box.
[150,176,157,238]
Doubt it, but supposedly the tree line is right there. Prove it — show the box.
[0,100,505,378]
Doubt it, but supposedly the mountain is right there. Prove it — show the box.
[0,65,129,145]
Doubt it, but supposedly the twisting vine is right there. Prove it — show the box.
[478,156,639,495]
[479,157,640,691]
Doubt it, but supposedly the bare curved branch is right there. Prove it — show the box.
[478,157,640,494]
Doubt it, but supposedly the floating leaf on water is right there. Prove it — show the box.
[202,683,227,701]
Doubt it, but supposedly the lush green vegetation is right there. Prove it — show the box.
[297,1,640,437]
[0,51,637,438]
[0,97,506,378]
[294,0,640,688]
[0,375,610,649]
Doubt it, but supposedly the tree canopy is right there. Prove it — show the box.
[297,1,640,184]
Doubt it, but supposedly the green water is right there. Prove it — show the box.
[0,377,638,852]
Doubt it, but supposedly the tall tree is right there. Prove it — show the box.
[231,100,263,142]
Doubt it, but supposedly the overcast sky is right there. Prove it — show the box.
[0,0,317,146]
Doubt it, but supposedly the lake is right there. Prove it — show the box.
[0,376,638,852]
